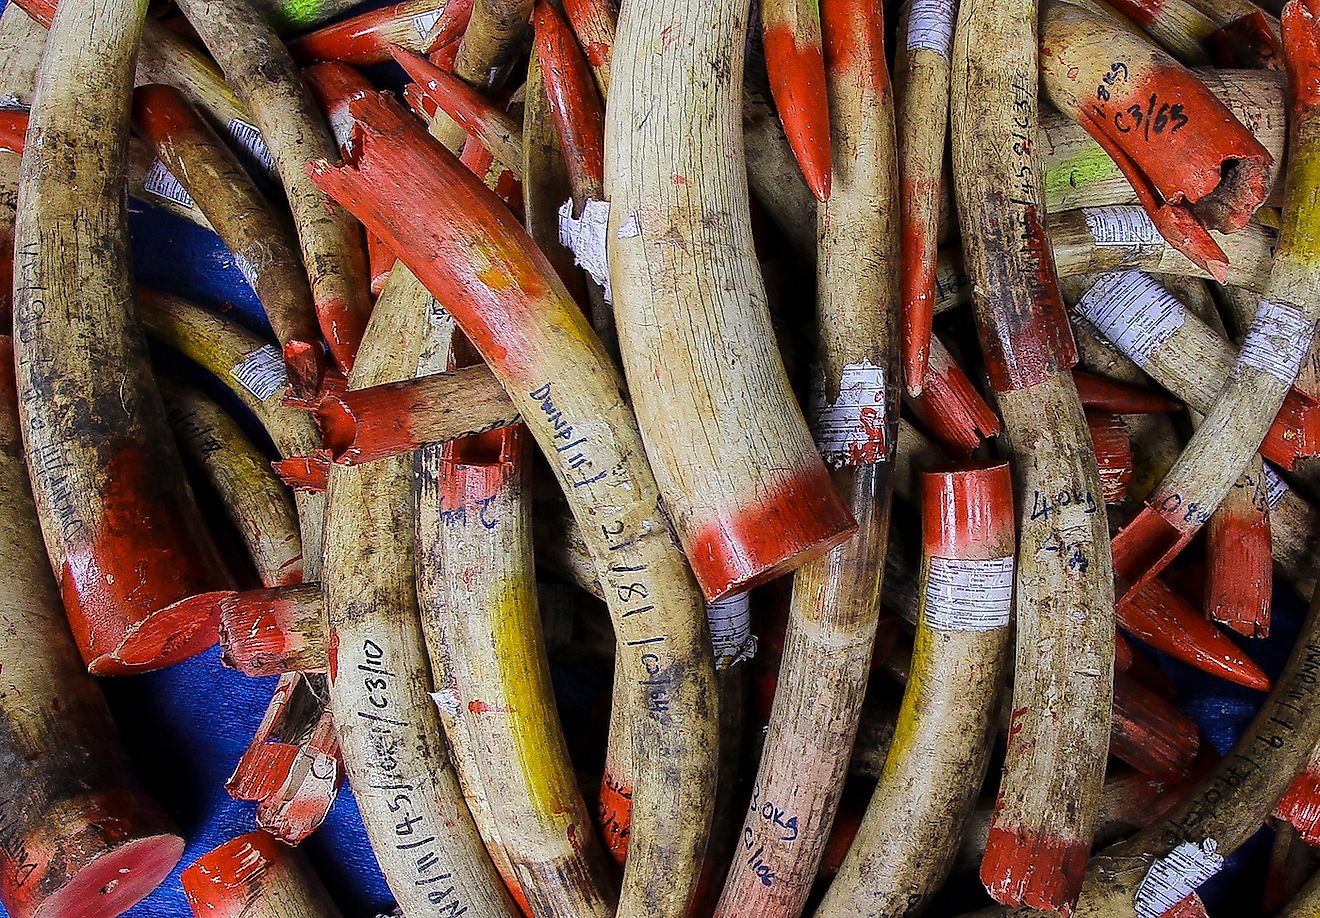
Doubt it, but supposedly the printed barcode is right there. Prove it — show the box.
[411,7,443,38]
[227,119,275,173]
[143,159,195,209]
[1133,840,1223,918]
[1073,271,1185,368]
[228,345,287,401]
[706,593,756,667]
[1264,464,1288,510]
[923,556,1014,632]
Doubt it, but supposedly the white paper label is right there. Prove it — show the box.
[616,211,641,239]
[143,159,195,209]
[229,345,288,400]
[707,593,756,668]
[810,360,889,468]
[233,250,259,291]
[1264,463,1289,510]
[1237,299,1315,384]
[907,0,956,59]
[411,7,444,38]
[558,198,612,302]
[430,688,461,717]
[923,556,1014,632]
[227,118,276,173]
[1073,271,1185,368]
[1082,206,1163,246]
[1134,839,1223,918]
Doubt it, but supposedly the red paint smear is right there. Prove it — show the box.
[1086,410,1133,504]
[180,831,283,917]
[1285,0,1320,113]
[685,461,857,601]
[305,62,377,129]
[1110,504,1193,603]
[327,627,340,682]
[392,47,516,168]
[981,827,1089,916]
[1099,0,1165,28]
[535,1,607,193]
[921,461,1014,559]
[1276,768,1320,844]
[1118,578,1271,691]
[899,173,938,396]
[423,0,476,57]
[1261,388,1320,469]
[307,92,596,381]
[819,0,888,96]
[0,109,26,154]
[1111,672,1199,781]
[315,293,370,377]
[9,0,53,28]
[0,338,15,409]
[317,381,423,464]
[272,454,331,491]
[907,339,1002,456]
[1073,370,1181,414]
[0,789,181,918]
[583,39,609,67]
[1165,893,1208,918]
[762,23,831,201]
[228,741,300,801]
[366,233,396,294]
[58,442,228,674]
[219,587,320,677]
[597,774,633,866]
[288,0,471,67]
[1206,504,1271,638]
[561,0,615,70]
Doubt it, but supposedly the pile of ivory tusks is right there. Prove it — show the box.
[6,0,1320,913]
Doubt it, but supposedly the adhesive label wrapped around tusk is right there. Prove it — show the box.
[1263,464,1289,510]
[226,118,275,172]
[144,159,195,209]
[923,555,1014,632]
[809,359,889,468]
[232,249,259,291]
[1082,206,1164,246]
[557,197,612,301]
[906,0,956,60]
[706,592,755,667]
[411,8,444,38]
[1133,838,1224,918]
[1073,271,1186,367]
[1236,299,1315,384]
[230,344,288,400]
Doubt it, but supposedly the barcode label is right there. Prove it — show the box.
[706,593,755,668]
[1237,299,1314,384]
[143,159,195,209]
[1083,206,1163,246]
[1073,271,1185,367]
[1264,464,1289,510]
[1134,840,1223,918]
[558,198,612,302]
[411,7,443,38]
[227,118,275,173]
[810,359,889,468]
[233,250,259,291]
[923,556,1014,632]
[907,0,956,59]
[228,345,287,400]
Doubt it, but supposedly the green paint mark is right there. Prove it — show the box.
[276,0,327,29]
[1044,144,1123,209]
